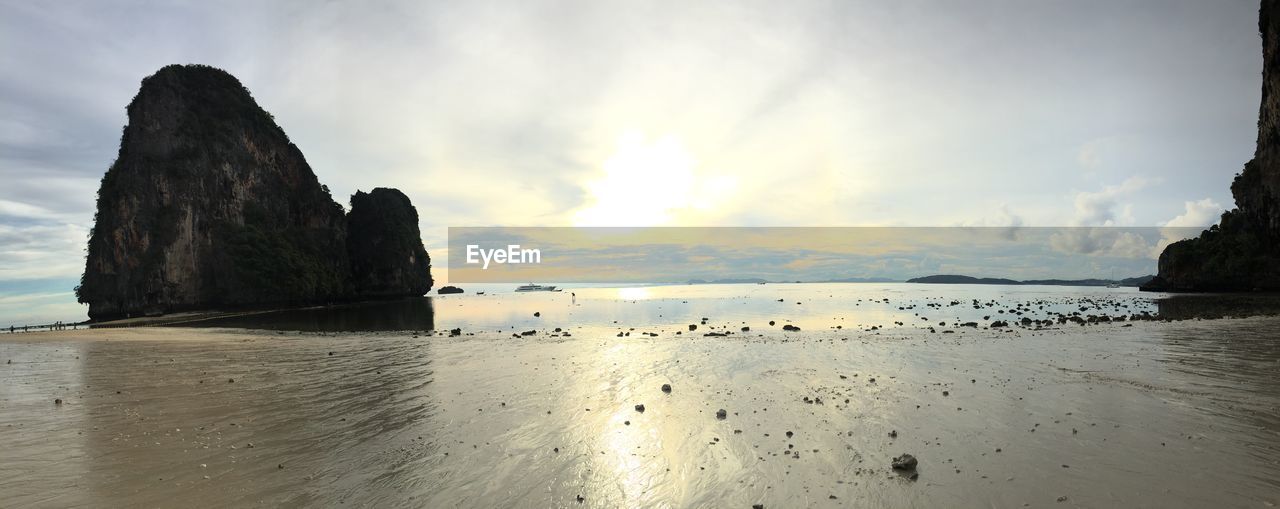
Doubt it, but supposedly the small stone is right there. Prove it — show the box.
[716,409,727,420]
[54,398,63,405]
[228,378,235,383]
[661,384,672,393]
[534,312,541,317]
[634,404,645,412]
[888,430,898,439]
[891,453,918,470]
[278,464,285,469]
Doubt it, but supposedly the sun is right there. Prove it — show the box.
[572,132,697,226]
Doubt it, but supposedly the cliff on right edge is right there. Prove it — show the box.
[1143,0,1280,292]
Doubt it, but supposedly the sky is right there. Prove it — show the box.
[0,0,1264,324]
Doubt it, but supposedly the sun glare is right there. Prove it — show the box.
[573,132,733,226]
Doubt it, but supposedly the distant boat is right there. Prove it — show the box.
[1106,282,1121,288]
[515,283,558,292]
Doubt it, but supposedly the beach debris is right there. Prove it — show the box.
[534,312,540,317]
[576,495,585,503]
[716,409,727,420]
[782,324,800,331]
[768,320,776,326]
[942,391,949,396]
[753,505,765,509]
[891,453,918,470]
[634,404,645,412]
[689,324,698,331]
[54,398,63,405]
[888,430,898,439]
[228,378,235,383]
[661,383,672,393]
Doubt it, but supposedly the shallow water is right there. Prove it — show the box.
[187,282,1176,333]
[2,285,1279,507]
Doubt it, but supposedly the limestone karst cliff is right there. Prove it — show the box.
[347,188,434,298]
[76,65,432,320]
[1144,0,1280,291]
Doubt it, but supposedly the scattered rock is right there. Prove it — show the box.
[635,404,645,412]
[54,398,63,405]
[716,409,727,420]
[661,383,672,393]
[891,453,918,470]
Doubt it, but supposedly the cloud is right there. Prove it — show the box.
[1048,228,1158,259]
[1162,198,1224,227]
[1071,176,1157,226]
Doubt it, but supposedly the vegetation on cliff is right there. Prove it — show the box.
[347,188,433,298]
[1145,1,1280,292]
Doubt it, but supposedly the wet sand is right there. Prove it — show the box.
[2,318,1279,507]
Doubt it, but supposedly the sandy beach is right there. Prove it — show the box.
[3,314,1278,508]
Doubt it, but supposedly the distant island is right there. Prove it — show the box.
[682,277,899,285]
[908,274,1155,287]
[75,65,433,321]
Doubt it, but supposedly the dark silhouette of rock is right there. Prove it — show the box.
[76,65,433,320]
[347,188,433,298]
[1146,2,1280,291]
[437,286,464,294]
[77,65,350,320]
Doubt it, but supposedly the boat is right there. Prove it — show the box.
[515,283,558,292]
[1106,282,1121,289]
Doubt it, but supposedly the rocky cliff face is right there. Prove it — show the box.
[347,188,433,298]
[77,65,432,320]
[1145,1,1280,292]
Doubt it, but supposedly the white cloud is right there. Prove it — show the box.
[1162,198,1224,227]
[1071,176,1157,226]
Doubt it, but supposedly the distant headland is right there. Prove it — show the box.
[75,65,432,321]
[908,274,1155,287]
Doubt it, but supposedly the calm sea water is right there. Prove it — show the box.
[180,282,1273,333]
[3,283,1279,507]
